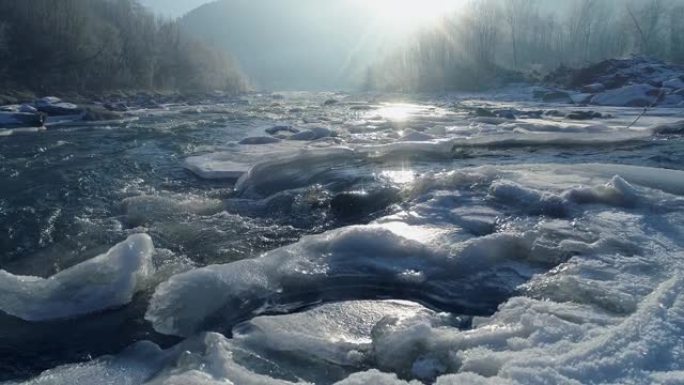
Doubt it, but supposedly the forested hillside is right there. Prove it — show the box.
[366,0,684,92]
[0,0,245,94]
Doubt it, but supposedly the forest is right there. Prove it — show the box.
[366,0,684,91]
[0,0,245,95]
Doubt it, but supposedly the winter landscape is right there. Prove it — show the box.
[1,1,684,384]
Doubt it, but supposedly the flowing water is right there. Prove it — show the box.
[1,91,683,384]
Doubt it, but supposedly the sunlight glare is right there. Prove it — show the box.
[357,0,460,28]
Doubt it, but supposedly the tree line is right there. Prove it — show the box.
[366,0,684,92]
[0,0,246,95]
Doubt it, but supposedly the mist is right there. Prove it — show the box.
[172,0,684,92]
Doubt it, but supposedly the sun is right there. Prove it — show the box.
[357,0,460,29]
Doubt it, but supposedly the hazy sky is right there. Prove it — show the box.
[140,0,213,17]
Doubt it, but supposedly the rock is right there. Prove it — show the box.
[581,83,605,93]
[474,108,496,117]
[542,91,574,104]
[239,136,282,145]
[19,104,37,113]
[591,84,659,107]
[570,93,593,105]
[663,77,684,90]
[522,110,544,118]
[495,109,516,120]
[565,111,603,120]
[82,107,124,122]
[36,96,62,105]
[323,99,339,106]
[652,120,684,134]
[544,57,684,92]
[0,112,45,128]
[104,102,129,112]
[289,127,336,141]
[265,125,299,135]
[34,97,83,116]
[0,104,37,113]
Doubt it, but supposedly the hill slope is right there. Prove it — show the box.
[180,0,393,91]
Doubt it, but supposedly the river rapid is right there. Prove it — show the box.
[1,91,683,385]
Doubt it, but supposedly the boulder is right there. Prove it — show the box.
[265,125,299,135]
[565,111,603,120]
[34,97,83,116]
[238,136,282,145]
[542,91,574,104]
[288,127,336,141]
[0,112,45,128]
[82,107,125,122]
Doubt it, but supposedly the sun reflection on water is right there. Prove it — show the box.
[380,169,416,185]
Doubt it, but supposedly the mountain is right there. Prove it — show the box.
[180,0,398,91]
[0,0,245,94]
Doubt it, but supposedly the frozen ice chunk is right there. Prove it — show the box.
[146,226,546,337]
[184,153,251,180]
[0,234,154,321]
[563,175,641,207]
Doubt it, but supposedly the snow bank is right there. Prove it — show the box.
[591,84,660,107]
[0,234,154,321]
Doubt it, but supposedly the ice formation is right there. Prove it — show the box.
[0,234,154,321]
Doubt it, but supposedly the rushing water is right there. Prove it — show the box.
[1,91,683,384]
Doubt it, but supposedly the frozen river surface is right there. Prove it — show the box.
[1,91,684,385]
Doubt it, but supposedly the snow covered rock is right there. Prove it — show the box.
[34,96,83,116]
[288,127,337,141]
[590,84,661,107]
